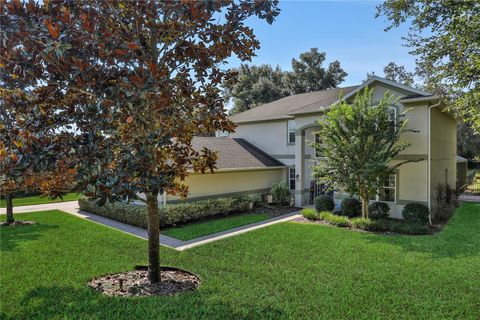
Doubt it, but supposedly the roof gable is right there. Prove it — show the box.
[229,86,358,123]
[229,76,432,124]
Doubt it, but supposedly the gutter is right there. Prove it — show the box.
[427,100,442,224]
[400,95,439,103]
[187,166,286,175]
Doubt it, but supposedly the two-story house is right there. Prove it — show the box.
[166,76,457,218]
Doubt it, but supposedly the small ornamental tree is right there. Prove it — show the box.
[1,0,279,283]
[313,87,418,218]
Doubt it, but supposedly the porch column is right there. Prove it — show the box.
[295,129,306,207]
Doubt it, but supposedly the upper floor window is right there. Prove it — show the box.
[287,120,296,144]
[388,106,397,128]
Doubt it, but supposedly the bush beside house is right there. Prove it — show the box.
[368,202,390,220]
[402,203,430,224]
[270,182,290,205]
[315,195,335,212]
[340,198,361,217]
[299,198,431,235]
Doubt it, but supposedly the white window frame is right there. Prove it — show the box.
[374,174,396,203]
[288,167,296,190]
[287,120,296,144]
[371,104,397,130]
[388,106,397,130]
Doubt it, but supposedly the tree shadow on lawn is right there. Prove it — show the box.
[9,285,285,320]
[0,222,58,252]
[361,203,480,259]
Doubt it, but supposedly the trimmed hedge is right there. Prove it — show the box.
[402,203,430,225]
[315,195,335,212]
[78,195,252,229]
[369,202,390,220]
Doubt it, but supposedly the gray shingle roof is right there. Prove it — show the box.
[192,137,285,169]
[229,86,359,123]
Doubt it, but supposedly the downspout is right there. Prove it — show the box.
[427,100,441,224]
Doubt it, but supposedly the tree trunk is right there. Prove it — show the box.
[5,193,14,225]
[146,192,160,283]
[360,196,369,219]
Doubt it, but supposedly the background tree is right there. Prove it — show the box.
[225,48,346,114]
[284,48,347,95]
[457,121,480,161]
[313,87,417,218]
[1,0,279,283]
[224,64,288,114]
[377,0,480,134]
[366,62,414,87]
[383,62,414,86]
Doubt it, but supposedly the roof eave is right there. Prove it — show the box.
[399,95,440,103]
[187,166,286,174]
[232,115,295,124]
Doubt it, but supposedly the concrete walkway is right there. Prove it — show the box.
[1,201,301,251]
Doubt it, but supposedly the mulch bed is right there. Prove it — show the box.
[252,205,302,217]
[0,220,36,227]
[292,216,330,226]
[88,267,200,297]
[293,216,445,235]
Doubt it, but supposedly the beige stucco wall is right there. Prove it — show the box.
[397,161,428,202]
[166,168,286,202]
[429,107,457,209]
[232,120,294,158]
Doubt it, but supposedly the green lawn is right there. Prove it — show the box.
[0,192,80,208]
[163,213,270,240]
[1,204,479,319]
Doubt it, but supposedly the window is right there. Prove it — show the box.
[388,106,397,128]
[314,133,322,158]
[289,167,296,190]
[378,174,396,203]
[287,120,295,144]
[216,130,229,138]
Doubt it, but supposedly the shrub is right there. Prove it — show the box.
[340,198,361,217]
[78,195,251,229]
[301,208,319,220]
[402,203,430,225]
[387,220,430,235]
[247,193,263,207]
[368,202,390,220]
[351,218,387,232]
[319,211,350,227]
[315,195,335,212]
[270,182,290,205]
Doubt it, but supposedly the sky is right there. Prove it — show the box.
[226,0,415,87]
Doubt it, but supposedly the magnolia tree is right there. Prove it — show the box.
[0,89,75,225]
[313,87,418,218]
[1,0,279,282]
